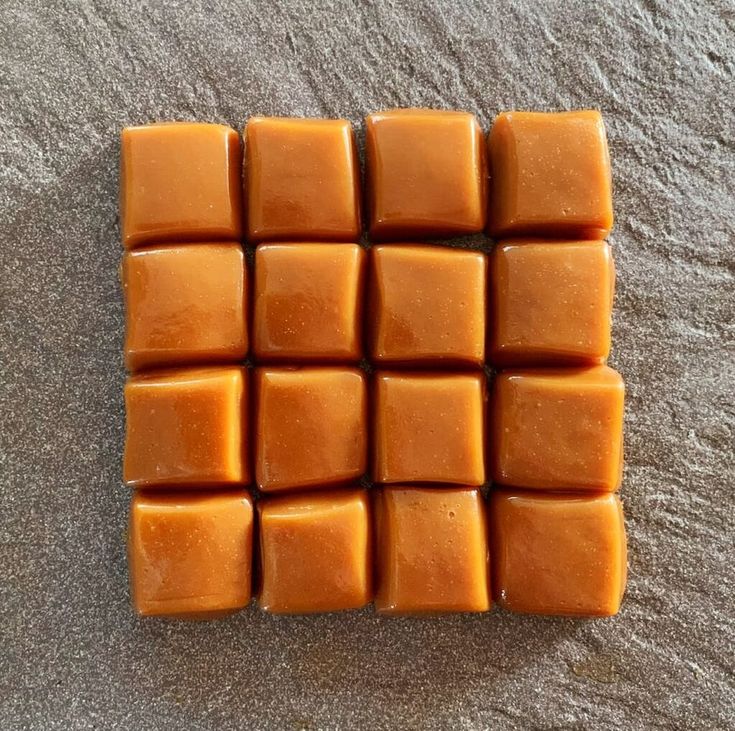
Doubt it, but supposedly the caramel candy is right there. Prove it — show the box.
[374,487,490,614]
[488,111,613,239]
[490,490,627,616]
[258,489,371,614]
[129,490,253,618]
[124,366,248,488]
[245,117,361,242]
[122,243,247,372]
[368,245,486,366]
[373,372,485,486]
[492,366,624,491]
[490,240,614,367]
[120,123,242,249]
[365,109,486,240]
[253,243,365,362]
[255,367,367,492]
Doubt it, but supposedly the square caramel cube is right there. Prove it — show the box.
[255,367,367,492]
[258,489,371,614]
[120,122,242,249]
[253,243,365,362]
[123,366,248,488]
[123,243,247,372]
[373,372,485,486]
[491,366,624,491]
[245,117,361,242]
[487,110,613,239]
[374,487,490,614]
[368,245,486,366]
[489,240,614,367]
[128,490,254,618]
[365,109,486,240]
[490,490,627,616]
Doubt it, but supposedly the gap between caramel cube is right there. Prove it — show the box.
[128,490,254,618]
[373,371,486,486]
[489,240,614,367]
[122,243,247,372]
[245,117,361,243]
[491,366,624,492]
[123,366,248,488]
[365,109,487,240]
[368,244,487,366]
[490,490,627,616]
[258,489,372,614]
[374,487,490,614]
[255,367,367,492]
[120,122,242,249]
[253,243,365,362]
[487,110,613,239]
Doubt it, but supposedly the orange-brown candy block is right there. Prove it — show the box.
[490,490,627,616]
[245,117,361,243]
[255,368,367,492]
[258,489,371,614]
[122,243,247,372]
[365,109,486,240]
[490,240,614,367]
[124,366,248,488]
[253,243,365,362]
[487,111,613,239]
[373,372,485,486]
[374,487,490,614]
[492,366,624,491]
[128,490,253,618]
[120,123,242,249]
[368,245,487,366]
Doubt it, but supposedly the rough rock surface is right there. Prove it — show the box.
[1,1,733,729]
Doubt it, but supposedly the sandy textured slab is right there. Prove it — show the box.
[1,1,733,729]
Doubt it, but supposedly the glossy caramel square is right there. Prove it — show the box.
[255,367,367,492]
[490,490,627,616]
[128,490,253,618]
[490,240,614,366]
[487,110,613,239]
[368,245,486,366]
[258,489,371,614]
[123,366,248,488]
[374,487,490,614]
[373,372,485,486]
[365,109,486,240]
[123,243,247,372]
[491,366,624,491]
[245,117,361,242]
[120,123,242,249]
[253,243,365,362]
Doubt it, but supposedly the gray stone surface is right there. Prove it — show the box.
[1,1,733,729]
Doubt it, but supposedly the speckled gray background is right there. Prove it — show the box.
[1,1,733,729]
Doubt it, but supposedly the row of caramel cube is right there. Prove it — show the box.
[124,366,623,493]
[130,487,626,617]
[120,109,613,248]
[121,107,626,620]
[123,240,614,370]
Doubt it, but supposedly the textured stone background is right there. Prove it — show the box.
[1,1,733,729]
